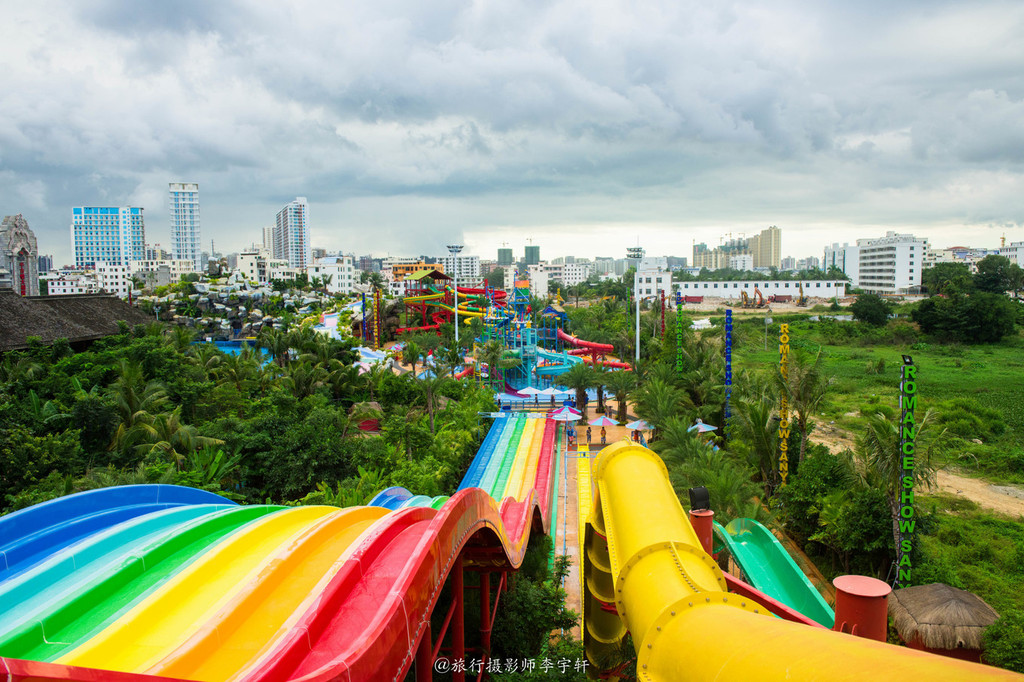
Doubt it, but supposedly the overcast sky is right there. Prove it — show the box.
[2,0,1023,266]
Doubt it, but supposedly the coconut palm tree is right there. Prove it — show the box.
[131,408,223,467]
[854,412,940,573]
[561,363,595,424]
[402,340,422,377]
[258,327,292,368]
[634,377,688,442]
[605,370,637,422]
[777,348,834,464]
[163,325,196,353]
[107,361,168,454]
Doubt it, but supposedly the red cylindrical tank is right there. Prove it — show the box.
[688,509,715,555]
[832,575,891,641]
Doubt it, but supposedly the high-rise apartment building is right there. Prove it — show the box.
[169,183,201,272]
[693,226,781,270]
[524,245,540,265]
[748,225,781,268]
[37,254,53,274]
[274,197,311,270]
[71,206,145,269]
[262,226,274,255]
[497,247,514,266]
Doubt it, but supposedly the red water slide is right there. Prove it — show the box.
[557,328,631,370]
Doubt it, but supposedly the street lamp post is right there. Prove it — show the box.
[627,246,644,363]
[447,244,464,348]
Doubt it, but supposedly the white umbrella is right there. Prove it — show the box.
[687,418,718,434]
[539,386,567,396]
[519,386,543,396]
[549,412,581,422]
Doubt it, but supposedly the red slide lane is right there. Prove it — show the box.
[557,328,613,353]
[239,474,554,680]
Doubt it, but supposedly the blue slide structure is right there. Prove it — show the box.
[714,517,835,628]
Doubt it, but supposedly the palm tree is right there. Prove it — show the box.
[417,373,448,434]
[403,340,422,377]
[732,393,779,495]
[592,365,609,414]
[605,370,636,422]
[561,363,595,424]
[131,408,223,467]
[107,361,168,453]
[258,327,292,368]
[186,343,223,379]
[777,348,834,464]
[634,377,688,442]
[185,446,243,488]
[854,412,939,573]
[283,361,329,399]
[163,326,196,353]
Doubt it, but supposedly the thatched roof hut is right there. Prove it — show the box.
[0,291,152,352]
[889,583,999,662]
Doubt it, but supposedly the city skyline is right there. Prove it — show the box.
[1,2,1022,267]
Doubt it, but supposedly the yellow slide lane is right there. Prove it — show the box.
[501,419,538,502]
[150,506,391,682]
[503,419,545,503]
[57,506,336,675]
[576,453,592,605]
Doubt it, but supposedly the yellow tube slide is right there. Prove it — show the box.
[583,442,1020,681]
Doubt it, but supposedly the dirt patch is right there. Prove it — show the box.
[934,471,1024,518]
[812,425,1024,518]
[809,422,857,454]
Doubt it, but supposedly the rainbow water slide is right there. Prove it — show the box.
[581,441,1019,680]
[0,416,559,682]
[714,518,835,628]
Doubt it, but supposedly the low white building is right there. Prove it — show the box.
[634,259,672,300]
[131,259,194,285]
[96,262,133,298]
[1000,241,1024,265]
[308,255,356,295]
[44,272,99,296]
[527,264,549,297]
[675,280,847,300]
[727,255,754,271]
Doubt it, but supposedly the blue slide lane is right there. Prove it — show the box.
[0,505,234,630]
[0,485,235,580]
[458,417,511,491]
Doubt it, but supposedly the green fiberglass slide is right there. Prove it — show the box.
[714,518,835,628]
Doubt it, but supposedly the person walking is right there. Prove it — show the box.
[600,427,607,445]
[586,426,592,446]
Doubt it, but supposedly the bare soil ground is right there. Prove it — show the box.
[812,427,1024,518]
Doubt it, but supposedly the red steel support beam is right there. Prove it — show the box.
[415,623,432,681]
[452,554,465,682]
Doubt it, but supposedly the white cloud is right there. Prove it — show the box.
[0,0,1022,265]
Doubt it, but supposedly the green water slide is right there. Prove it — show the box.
[714,518,835,628]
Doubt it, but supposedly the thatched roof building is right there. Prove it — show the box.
[0,290,152,352]
[889,583,999,662]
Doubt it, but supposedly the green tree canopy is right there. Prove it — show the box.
[850,293,893,326]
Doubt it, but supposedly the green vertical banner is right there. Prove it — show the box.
[896,355,917,588]
[778,323,790,485]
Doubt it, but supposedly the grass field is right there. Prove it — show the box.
[731,316,1024,483]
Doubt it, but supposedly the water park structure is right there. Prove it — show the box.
[1,424,1018,681]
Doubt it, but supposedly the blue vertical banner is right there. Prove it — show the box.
[361,293,367,344]
[675,292,684,376]
[724,309,732,441]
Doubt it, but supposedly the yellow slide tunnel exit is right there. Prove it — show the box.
[581,442,1020,681]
